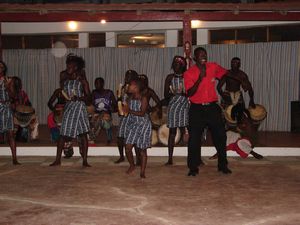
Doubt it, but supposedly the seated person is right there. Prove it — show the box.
[90,77,117,144]
[12,77,39,142]
[210,103,263,160]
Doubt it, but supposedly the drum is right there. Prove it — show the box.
[224,104,237,127]
[237,138,252,155]
[100,112,112,130]
[14,105,35,128]
[248,104,267,122]
[158,124,181,146]
[150,106,167,128]
[151,129,158,146]
[54,104,64,126]
[86,105,96,117]
[248,104,267,130]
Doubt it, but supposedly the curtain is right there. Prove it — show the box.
[3,42,299,131]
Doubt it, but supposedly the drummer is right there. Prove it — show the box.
[164,56,189,165]
[217,57,255,108]
[210,103,263,160]
[91,77,117,144]
[12,76,39,142]
[0,61,20,165]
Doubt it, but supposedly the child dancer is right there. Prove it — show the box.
[115,70,138,163]
[123,77,152,178]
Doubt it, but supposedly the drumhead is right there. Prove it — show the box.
[14,105,35,127]
[248,104,267,121]
[224,105,237,125]
[158,124,181,146]
[237,138,252,154]
[150,106,167,126]
[16,105,34,114]
[151,129,158,146]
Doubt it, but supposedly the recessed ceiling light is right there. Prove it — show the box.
[68,21,78,31]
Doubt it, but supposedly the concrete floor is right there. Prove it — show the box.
[0,156,300,225]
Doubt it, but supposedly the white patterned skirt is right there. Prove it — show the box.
[167,95,189,128]
[0,103,13,132]
[125,114,152,149]
[60,101,90,138]
[117,116,130,138]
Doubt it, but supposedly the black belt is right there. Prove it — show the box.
[192,101,217,106]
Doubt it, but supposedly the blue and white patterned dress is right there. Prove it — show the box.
[117,92,130,138]
[0,78,13,132]
[60,79,90,138]
[125,99,152,149]
[167,75,189,128]
[118,116,130,138]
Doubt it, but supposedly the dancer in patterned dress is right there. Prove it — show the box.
[115,70,138,164]
[50,55,91,167]
[164,56,189,165]
[0,61,20,165]
[123,77,152,178]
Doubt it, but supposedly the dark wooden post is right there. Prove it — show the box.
[183,15,192,68]
[0,22,2,61]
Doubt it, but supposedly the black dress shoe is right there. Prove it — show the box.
[188,169,199,176]
[218,167,232,174]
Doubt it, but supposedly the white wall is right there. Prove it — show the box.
[2,21,299,46]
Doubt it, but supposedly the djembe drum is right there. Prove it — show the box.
[14,105,35,142]
[248,104,267,130]
[150,106,167,129]
[14,105,35,128]
[151,129,158,146]
[224,104,237,128]
[157,124,181,146]
[53,104,64,127]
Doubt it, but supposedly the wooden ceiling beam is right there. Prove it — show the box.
[0,11,299,22]
[0,2,300,13]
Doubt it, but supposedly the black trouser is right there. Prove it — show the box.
[187,103,228,171]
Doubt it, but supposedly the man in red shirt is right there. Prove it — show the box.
[184,47,232,176]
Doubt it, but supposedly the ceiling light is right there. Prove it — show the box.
[191,20,202,28]
[68,21,78,31]
[100,19,106,24]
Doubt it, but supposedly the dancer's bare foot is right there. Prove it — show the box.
[209,153,218,160]
[251,151,263,159]
[140,173,146,179]
[49,161,61,166]
[199,160,205,166]
[114,157,125,164]
[13,160,21,165]
[126,166,135,174]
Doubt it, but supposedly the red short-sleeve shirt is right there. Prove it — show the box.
[184,62,227,104]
